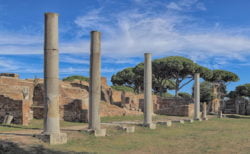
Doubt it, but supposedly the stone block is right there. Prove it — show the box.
[38,133,67,145]
[157,121,172,127]
[121,126,135,133]
[144,123,156,129]
[94,129,106,137]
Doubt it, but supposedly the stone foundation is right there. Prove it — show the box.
[38,133,67,145]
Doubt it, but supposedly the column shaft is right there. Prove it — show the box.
[194,73,200,120]
[89,31,101,130]
[144,53,152,124]
[44,13,60,134]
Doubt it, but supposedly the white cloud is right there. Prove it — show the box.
[0,0,249,71]
[166,0,206,12]
[60,67,122,74]
[0,57,19,71]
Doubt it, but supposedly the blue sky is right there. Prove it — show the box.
[0,0,250,94]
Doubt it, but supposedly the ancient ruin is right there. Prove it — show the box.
[143,53,156,129]
[88,31,106,136]
[40,12,67,144]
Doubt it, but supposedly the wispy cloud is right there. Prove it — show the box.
[0,0,250,72]
[60,55,89,64]
[166,0,206,12]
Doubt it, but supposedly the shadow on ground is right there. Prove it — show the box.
[225,114,250,119]
[0,140,89,154]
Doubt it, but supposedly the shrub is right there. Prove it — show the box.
[62,75,89,82]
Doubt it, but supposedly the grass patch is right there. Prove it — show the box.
[0,119,85,131]
[49,116,250,153]
[2,115,250,153]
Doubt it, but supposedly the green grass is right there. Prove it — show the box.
[2,115,250,153]
[50,116,250,153]
[0,119,85,131]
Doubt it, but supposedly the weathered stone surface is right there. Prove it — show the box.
[143,123,156,129]
[2,115,13,124]
[38,133,67,144]
[119,126,135,133]
[94,129,106,137]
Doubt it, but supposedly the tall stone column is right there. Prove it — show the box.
[89,31,106,136]
[143,53,156,129]
[194,73,201,120]
[42,12,67,144]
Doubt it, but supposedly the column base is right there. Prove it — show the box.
[184,119,194,123]
[157,121,172,127]
[143,123,156,129]
[38,133,67,145]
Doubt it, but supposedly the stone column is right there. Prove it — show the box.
[143,53,156,129]
[43,12,67,144]
[89,31,106,136]
[194,73,201,120]
[202,103,208,120]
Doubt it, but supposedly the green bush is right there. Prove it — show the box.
[111,86,134,92]
[62,75,89,82]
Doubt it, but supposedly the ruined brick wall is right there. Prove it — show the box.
[223,97,250,115]
[32,81,89,121]
[155,97,194,117]
[0,95,31,125]
[0,75,195,125]
[0,77,34,125]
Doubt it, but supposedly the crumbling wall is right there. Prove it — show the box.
[155,97,194,117]
[0,77,34,125]
[0,74,196,125]
[0,95,31,125]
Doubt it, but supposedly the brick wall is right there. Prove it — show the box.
[0,95,31,125]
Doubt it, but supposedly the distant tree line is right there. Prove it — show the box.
[111,56,239,98]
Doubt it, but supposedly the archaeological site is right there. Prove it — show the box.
[1,2,250,153]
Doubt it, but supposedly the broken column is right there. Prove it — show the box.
[202,103,208,120]
[194,73,201,121]
[42,12,67,144]
[218,109,223,118]
[89,31,106,136]
[143,53,156,129]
